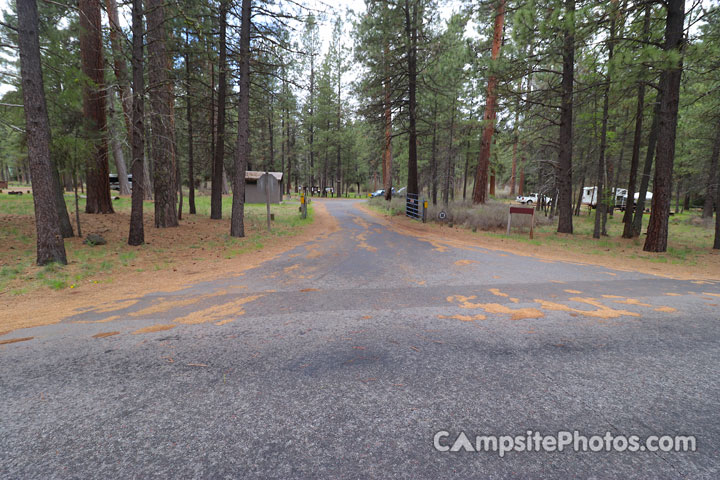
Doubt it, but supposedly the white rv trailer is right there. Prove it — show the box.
[581,186,652,211]
[581,187,626,209]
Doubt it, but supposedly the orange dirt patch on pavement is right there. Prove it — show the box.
[174,295,263,325]
[535,298,641,319]
[438,314,486,322]
[132,324,176,335]
[92,331,120,339]
[0,336,34,345]
[446,295,544,320]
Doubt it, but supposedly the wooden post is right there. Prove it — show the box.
[530,208,535,239]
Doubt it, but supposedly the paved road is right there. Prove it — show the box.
[2,199,719,478]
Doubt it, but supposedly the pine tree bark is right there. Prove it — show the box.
[128,0,145,246]
[443,97,457,205]
[430,97,438,205]
[185,35,196,215]
[211,1,228,220]
[644,0,685,253]
[472,0,505,204]
[622,5,651,238]
[79,0,113,214]
[593,5,617,238]
[632,90,661,237]
[231,0,251,237]
[556,0,575,234]
[383,42,392,202]
[52,158,74,237]
[404,0,419,195]
[17,0,67,265]
[145,0,177,228]
[702,119,719,218]
[715,182,720,249]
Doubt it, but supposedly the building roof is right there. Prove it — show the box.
[245,171,283,181]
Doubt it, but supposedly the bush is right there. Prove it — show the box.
[369,196,553,232]
[436,201,555,231]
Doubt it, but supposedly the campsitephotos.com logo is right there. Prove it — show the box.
[433,430,697,457]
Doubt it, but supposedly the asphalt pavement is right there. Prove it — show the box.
[2,199,719,479]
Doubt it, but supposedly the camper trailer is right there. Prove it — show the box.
[616,191,653,212]
[581,186,627,209]
[582,186,652,211]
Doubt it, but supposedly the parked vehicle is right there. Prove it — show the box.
[616,191,653,212]
[370,187,400,198]
[582,186,652,211]
[516,192,551,205]
[109,174,132,191]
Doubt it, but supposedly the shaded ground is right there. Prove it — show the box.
[2,199,719,478]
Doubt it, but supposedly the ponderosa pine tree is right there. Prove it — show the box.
[472,0,505,205]
[556,0,575,234]
[210,0,228,220]
[644,0,685,252]
[79,0,113,214]
[145,0,177,228]
[230,0,251,238]
[128,0,145,246]
[17,0,67,264]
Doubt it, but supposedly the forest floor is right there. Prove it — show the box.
[364,200,720,281]
[0,191,332,331]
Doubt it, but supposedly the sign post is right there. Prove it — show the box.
[507,205,535,239]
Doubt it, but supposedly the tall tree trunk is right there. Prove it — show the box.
[575,171,585,216]
[644,0,685,253]
[211,1,228,220]
[463,134,471,201]
[702,119,720,218]
[106,0,143,201]
[556,0,575,233]
[622,4,651,238]
[80,0,113,214]
[108,93,131,195]
[17,0,67,264]
[231,0,251,237]
[128,0,145,245]
[715,182,720,249]
[52,157,74,237]
[593,32,612,239]
[632,90,661,237]
[430,96,438,205]
[383,42,392,202]
[472,0,505,204]
[146,0,177,228]
[510,121,518,196]
[186,35,196,215]
[443,97,457,206]
[404,0,419,195]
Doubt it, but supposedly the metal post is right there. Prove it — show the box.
[422,199,427,223]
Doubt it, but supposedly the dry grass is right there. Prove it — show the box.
[368,197,552,231]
